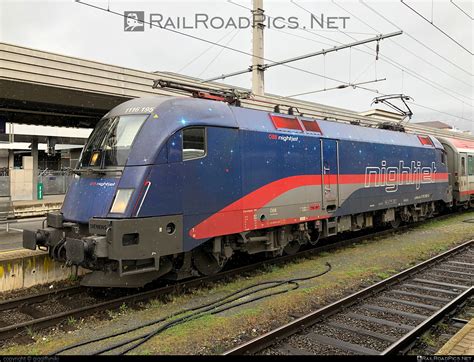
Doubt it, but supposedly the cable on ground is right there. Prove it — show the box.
[51,262,332,355]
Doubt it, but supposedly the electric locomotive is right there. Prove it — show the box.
[23,94,457,287]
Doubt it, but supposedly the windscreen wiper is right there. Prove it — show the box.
[72,168,123,176]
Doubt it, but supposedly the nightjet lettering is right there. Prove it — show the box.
[278,135,298,142]
[268,134,299,142]
[89,181,116,187]
[364,161,437,193]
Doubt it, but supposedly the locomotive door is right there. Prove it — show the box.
[320,139,339,212]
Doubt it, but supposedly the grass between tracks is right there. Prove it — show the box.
[2,211,474,355]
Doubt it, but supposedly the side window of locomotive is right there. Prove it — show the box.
[183,127,206,161]
[469,155,474,176]
[441,151,446,165]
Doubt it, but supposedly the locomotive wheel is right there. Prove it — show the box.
[193,247,226,276]
[309,230,320,246]
[283,240,301,255]
[390,216,401,229]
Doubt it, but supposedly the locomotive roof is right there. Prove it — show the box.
[108,96,444,150]
[438,137,474,153]
[230,106,444,149]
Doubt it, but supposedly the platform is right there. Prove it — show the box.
[11,194,64,218]
[0,194,87,292]
[437,319,474,355]
[0,249,71,292]
[0,248,87,292]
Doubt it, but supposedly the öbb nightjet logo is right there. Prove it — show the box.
[268,134,299,142]
[124,11,145,32]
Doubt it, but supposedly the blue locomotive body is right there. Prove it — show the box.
[23,96,451,287]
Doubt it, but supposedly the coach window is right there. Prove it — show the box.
[441,151,446,165]
[183,127,206,161]
[461,157,466,176]
[469,155,474,175]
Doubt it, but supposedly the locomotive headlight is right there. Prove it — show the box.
[110,189,134,214]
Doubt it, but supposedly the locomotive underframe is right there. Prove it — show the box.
[23,200,443,287]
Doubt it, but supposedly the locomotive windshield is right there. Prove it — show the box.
[80,114,148,168]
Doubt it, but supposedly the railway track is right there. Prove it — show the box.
[409,293,473,354]
[224,239,473,356]
[0,213,466,346]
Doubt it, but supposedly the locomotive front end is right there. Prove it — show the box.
[22,97,186,287]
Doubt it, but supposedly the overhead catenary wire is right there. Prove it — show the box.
[226,0,379,37]
[248,84,474,123]
[226,0,474,117]
[267,26,334,48]
[76,0,381,95]
[197,29,241,77]
[431,0,434,23]
[348,46,352,83]
[77,0,473,123]
[359,0,473,77]
[216,0,402,83]
[177,28,239,73]
[400,0,473,55]
[253,21,383,93]
[406,101,472,122]
[51,262,332,355]
[203,31,402,82]
[353,59,377,84]
[291,0,474,105]
[402,69,404,94]
[180,63,474,125]
[450,0,474,21]
[249,90,474,124]
[260,89,474,123]
[332,2,474,115]
[229,0,384,49]
[331,0,473,89]
[286,78,387,98]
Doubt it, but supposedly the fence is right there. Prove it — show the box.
[39,170,74,195]
[0,197,12,230]
[0,176,10,197]
[0,198,12,219]
[0,169,74,198]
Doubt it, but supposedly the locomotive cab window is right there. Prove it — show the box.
[80,114,148,168]
[183,127,206,161]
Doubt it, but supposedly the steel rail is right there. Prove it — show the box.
[0,217,443,343]
[223,239,473,355]
[0,212,464,344]
[382,286,473,355]
[0,285,83,312]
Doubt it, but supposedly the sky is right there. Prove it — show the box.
[1,0,473,131]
